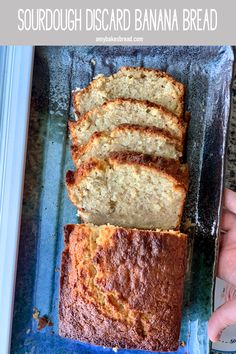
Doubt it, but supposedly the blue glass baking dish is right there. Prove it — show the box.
[5,46,234,354]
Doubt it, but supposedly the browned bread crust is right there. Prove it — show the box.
[59,223,187,351]
[72,66,185,118]
[66,152,189,193]
[109,151,188,182]
[70,123,183,167]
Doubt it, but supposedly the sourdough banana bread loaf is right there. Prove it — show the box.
[69,98,186,144]
[71,124,182,166]
[73,67,185,118]
[59,223,187,351]
[66,152,188,229]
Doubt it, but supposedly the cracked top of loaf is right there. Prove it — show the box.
[59,223,187,351]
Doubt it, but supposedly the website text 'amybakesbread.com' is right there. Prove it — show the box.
[95,36,143,43]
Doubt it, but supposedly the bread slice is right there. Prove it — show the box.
[69,98,186,146]
[59,223,187,351]
[73,66,185,118]
[71,124,183,167]
[66,152,188,229]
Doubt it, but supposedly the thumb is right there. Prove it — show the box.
[208,299,236,342]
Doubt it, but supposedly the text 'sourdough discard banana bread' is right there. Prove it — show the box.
[59,224,187,351]
[66,152,188,230]
[73,67,185,118]
[71,124,183,167]
[69,98,187,144]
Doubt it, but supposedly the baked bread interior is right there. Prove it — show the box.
[73,66,185,117]
[69,98,186,145]
[66,152,188,230]
[71,124,183,166]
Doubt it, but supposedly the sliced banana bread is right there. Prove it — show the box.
[71,124,182,167]
[73,67,185,118]
[69,98,186,146]
[59,223,187,351]
[66,152,188,229]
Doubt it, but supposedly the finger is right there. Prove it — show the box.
[208,299,236,342]
[217,244,236,286]
[221,209,236,232]
[224,188,236,214]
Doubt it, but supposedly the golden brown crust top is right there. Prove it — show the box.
[59,223,187,351]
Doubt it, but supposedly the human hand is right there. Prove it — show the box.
[208,188,236,342]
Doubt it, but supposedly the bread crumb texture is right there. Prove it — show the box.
[66,152,188,230]
[73,67,185,118]
[69,98,186,146]
[71,124,183,166]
